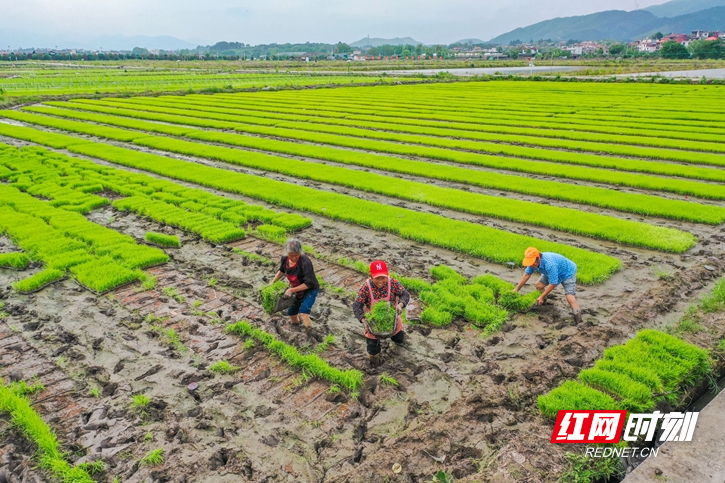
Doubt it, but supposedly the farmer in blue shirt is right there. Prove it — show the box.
[512,247,582,324]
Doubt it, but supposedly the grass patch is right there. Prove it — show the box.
[145,231,181,248]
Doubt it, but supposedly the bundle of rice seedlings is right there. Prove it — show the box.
[260,281,288,313]
[145,231,181,248]
[367,301,397,333]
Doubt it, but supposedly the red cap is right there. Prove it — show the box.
[370,260,389,278]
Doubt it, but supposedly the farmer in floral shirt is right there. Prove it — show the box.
[352,260,410,367]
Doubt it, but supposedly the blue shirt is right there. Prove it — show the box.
[525,252,577,286]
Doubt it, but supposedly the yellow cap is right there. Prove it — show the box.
[522,247,540,267]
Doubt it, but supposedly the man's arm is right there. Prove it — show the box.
[513,273,532,292]
[537,284,557,305]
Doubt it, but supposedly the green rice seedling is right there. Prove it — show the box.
[0,303,7,320]
[76,460,106,475]
[13,268,65,293]
[319,279,349,295]
[256,224,287,243]
[578,368,654,412]
[193,300,203,308]
[243,339,255,351]
[232,248,275,265]
[719,339,725,352]
[328,384,340,394]
[131,393,150,409]
[144,432,154,442]
[367,301,397,333]
[420,307,453,327]
[654,267,673,280]
[138,274,158,291]
[88,387,101,398]
[149,326,186,352]
[559,449,623,483]
[70,258,139,293]
[537,380,621,419]
[379,373,399,386]
[314,334,336,353]
[593,360,664,393]
[0,381,96,483]
[139,449,164,467]
[260,281,288,313]
[226,321,363,391]
[667,305,705,336]
[464,301,508,329]
[162,286,185,303]
[394,275,433,294]
[145,231,181,248]
[498,291,539,311]
[0,252,30,269]
[208,277,218,286]
[209,360,240,374]
[701,278,725,313]
[430,265,467,284]
[471,273,513,295]
[464,284,495,304]
[26,140,619,283]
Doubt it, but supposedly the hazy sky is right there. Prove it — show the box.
[1,0,672,45]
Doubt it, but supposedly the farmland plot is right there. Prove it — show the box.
[1,81,725,483]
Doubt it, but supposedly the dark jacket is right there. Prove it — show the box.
[279,254,320,295]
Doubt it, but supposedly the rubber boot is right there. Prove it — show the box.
[573,309,583,325]
[369,353,382,368]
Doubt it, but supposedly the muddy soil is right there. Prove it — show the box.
[1,134,725,481]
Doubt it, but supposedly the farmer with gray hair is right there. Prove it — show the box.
[271,238,320,332]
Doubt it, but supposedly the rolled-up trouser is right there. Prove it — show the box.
[287,289,319,316]
[366,331,405,355]
[538,274,577,295]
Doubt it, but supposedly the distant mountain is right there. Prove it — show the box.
[349,37,424,48]
[455,38,488,44]
[643,6,725,36]
[489,5,725,43]
[644,0,725,18]
[0,30,199,51]
[490,10,660,44]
